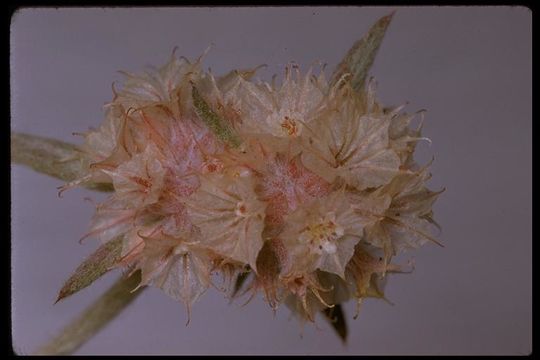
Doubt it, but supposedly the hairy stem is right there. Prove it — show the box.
[11,132,113,192]
[33,271,144,355]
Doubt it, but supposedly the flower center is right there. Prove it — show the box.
[235,201,248,217]
[299,213,345,255]
[172,243,190,256]
[280,116,300,137]
[201,157,224,174]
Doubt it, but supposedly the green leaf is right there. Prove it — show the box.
[11,132,113,192]
[191,85,242,148]
[35,270,144,355]
[55,237,124,303]
[330,12,395,91]
[322,303,348,343]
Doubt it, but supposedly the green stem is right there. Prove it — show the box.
[11,132,113,192]
[33,271,144,355]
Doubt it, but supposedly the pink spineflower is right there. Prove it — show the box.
[53,15,442,330]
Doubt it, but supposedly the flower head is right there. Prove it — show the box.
[60,15,442,329]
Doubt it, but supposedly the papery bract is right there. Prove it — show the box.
[58,14,443,330]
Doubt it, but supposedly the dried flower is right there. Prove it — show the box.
[13,12,443,352]
[62,40,442,321]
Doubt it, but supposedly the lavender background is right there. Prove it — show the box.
[10,6,532,355]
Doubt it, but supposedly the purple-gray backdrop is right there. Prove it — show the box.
[11,6,532,355]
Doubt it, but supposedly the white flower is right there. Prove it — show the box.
[301,80,403,190]
[62,29,442,324]
[123,226,212,321]
[280,190,363,279]
[183,173,266,271]
[237,64,327,140]
[103,143,164,208]
[350,163,444,263]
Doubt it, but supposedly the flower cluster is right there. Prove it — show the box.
[68,48,442,323]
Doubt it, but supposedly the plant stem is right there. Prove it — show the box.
[33,271,144,355]
[10,132,113,192]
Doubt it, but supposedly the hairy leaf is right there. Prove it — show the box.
[56,237,123,303]
[330,12,394,91]
[36,271,143,355]
[11,132,113,192]
[191,85,242,148]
